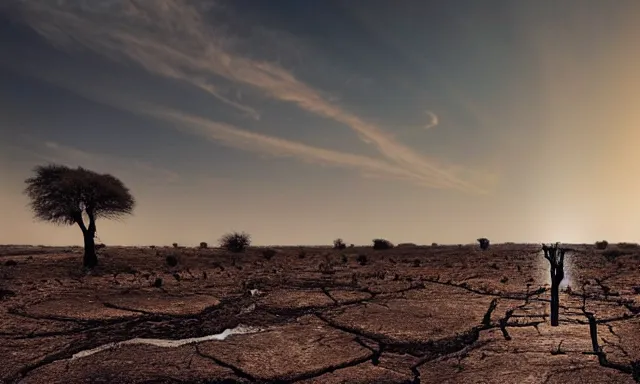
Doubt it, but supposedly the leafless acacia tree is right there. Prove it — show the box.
[24,164,135,268]
[542,242,566,326]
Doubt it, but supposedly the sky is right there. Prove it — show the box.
[1,0,640,247]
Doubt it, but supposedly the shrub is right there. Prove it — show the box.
[0,289,16,299]
[357,254,368,265]
[595,240,608,250]
[4,260,17,267]
[166,255,178,267]
[333,238,347,250]
[298,249,306,259]
[152,277,163,287]
[431,243,438,247]
[262,248,277,260]
[96,243,106,250]
[372,239,394,250]
[319,262,335,275]
[603,249,627,261]
[412,259,421,267]
[477,238,490,251]
[212,261,224,271]
[219,231,251,253]
[341,254,348,264]
[199,242,208,249]
[172,243,178,248]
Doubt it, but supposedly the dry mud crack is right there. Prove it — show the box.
[1,244,639,383]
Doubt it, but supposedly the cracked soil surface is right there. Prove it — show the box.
[1,243,639,383]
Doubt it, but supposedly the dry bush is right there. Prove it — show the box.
[602,249,628,262]
[219,231,251,253]
[319,254,337,274]
[595,240,608,250]
[318,262,335,274]
[372,239,394,250]
[166,255,178,267]
[477,238,490,250]
[333,238,347,250]
[0,289,16,299]
[262,248,277,260]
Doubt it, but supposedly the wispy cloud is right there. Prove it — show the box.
[13,0,260,120]
[140,106,458,189]
[14,0,490,193]
[10,72,457,189]
[424,111,439,130]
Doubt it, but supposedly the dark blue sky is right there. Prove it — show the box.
[2,0,640,246]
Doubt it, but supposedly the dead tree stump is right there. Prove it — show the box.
[542,242,566,326]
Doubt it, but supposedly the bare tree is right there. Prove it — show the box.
[542,242,566,326]
[24,164,135,268]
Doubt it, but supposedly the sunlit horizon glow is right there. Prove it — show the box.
[2,1,640,247]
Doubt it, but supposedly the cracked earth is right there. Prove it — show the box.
[1,243,639,383]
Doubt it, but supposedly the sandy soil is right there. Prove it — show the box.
[0,243,639,383]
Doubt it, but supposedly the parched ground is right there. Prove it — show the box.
[0,243,639,383]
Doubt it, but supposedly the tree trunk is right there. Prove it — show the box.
[586,313,600,353]
[83,230,98,268]
[75,211,98,269]
[550,282,559,326]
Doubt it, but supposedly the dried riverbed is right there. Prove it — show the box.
[1,243,639,383]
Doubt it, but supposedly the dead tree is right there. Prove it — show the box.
[542,242,566,326]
